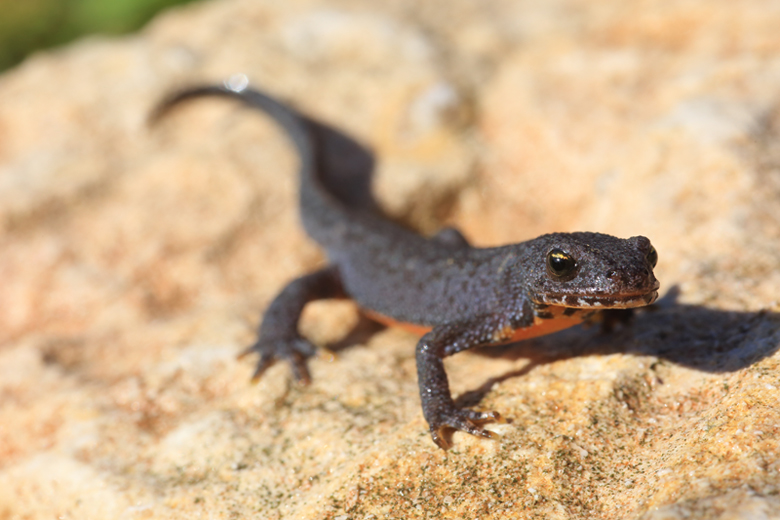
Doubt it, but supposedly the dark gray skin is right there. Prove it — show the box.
[154,85,660,449]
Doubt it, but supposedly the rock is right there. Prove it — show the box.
[0,0,779,518]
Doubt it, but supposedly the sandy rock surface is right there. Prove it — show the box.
[1,0,779,518]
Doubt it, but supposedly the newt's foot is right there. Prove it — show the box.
[238,335,317,384]
[428,408,501,450]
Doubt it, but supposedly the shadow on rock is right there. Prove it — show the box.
[477,285,780,376]
[453,286,779,408]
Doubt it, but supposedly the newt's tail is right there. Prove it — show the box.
[150,80,379,241]
[151,82,314,185]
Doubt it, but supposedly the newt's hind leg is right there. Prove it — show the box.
[240,265,344,384]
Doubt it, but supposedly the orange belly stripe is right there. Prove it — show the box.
[362,309,585,345]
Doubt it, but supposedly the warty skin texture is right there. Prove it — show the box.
[154,84,660,449]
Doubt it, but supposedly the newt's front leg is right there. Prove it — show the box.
[416,332,499,449]
[416,309,533,449]
[241,265,345,384]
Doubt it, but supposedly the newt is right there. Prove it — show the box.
[155,82,660,449]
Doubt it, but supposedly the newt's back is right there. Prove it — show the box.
[154,82,659,449]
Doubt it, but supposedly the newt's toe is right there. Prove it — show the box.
[428,408,501,449]
[249,354,275,383]
[240,336,317,384]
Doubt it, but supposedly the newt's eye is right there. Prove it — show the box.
[547,249,577,278]
[646,245,658,268]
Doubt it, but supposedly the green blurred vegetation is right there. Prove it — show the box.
[0,0,200,72]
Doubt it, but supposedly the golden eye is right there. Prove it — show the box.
[547,249,577,278]
[646,245,658,268]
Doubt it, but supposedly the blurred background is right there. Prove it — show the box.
[0,0,199,72]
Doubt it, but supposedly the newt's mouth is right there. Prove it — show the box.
[535,285,660,309]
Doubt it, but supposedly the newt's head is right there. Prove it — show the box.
[518,232,660,309]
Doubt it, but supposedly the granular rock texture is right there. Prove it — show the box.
[1,0,779,518]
